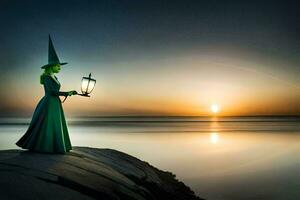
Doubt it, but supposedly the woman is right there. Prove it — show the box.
[16,36,77,153]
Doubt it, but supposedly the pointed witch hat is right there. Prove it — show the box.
[41,35,68,69]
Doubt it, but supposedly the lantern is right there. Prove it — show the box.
[62,73,96,103]
[78,73,96,97]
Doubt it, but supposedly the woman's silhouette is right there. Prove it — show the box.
[16,36,77,153]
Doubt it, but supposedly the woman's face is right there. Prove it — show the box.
[52,64,61,73]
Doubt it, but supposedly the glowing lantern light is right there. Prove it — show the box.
[79,73,96,97]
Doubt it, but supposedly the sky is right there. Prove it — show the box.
[0,0,299,117]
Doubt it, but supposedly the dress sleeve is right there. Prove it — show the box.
[44,76,69,97]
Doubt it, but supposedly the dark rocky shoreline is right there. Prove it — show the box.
[0,146,203,200]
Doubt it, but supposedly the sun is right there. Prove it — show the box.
[211,104,220,113]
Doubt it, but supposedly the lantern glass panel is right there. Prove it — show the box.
[81,78,89,94]
[87,80,96,93]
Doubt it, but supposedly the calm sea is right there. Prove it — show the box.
[1,116,300,200]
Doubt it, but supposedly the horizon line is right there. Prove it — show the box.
[1,114,300,118]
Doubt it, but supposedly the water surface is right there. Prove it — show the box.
[1,116,300,200]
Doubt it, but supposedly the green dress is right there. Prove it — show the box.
[16,75,72,153]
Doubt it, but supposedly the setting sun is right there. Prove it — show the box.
[211,104,220,113]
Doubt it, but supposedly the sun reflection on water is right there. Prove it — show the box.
[210,132,219,144]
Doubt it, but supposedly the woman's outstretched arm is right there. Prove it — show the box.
[44,76,75,97]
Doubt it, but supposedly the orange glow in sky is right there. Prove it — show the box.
[2,53,300,117]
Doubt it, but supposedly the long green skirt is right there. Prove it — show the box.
[16,95,72,153]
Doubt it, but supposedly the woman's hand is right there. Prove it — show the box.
[68,90,78,96]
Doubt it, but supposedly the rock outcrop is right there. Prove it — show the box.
[0,146,203,200]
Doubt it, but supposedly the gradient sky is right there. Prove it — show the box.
[0,0,299,117]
